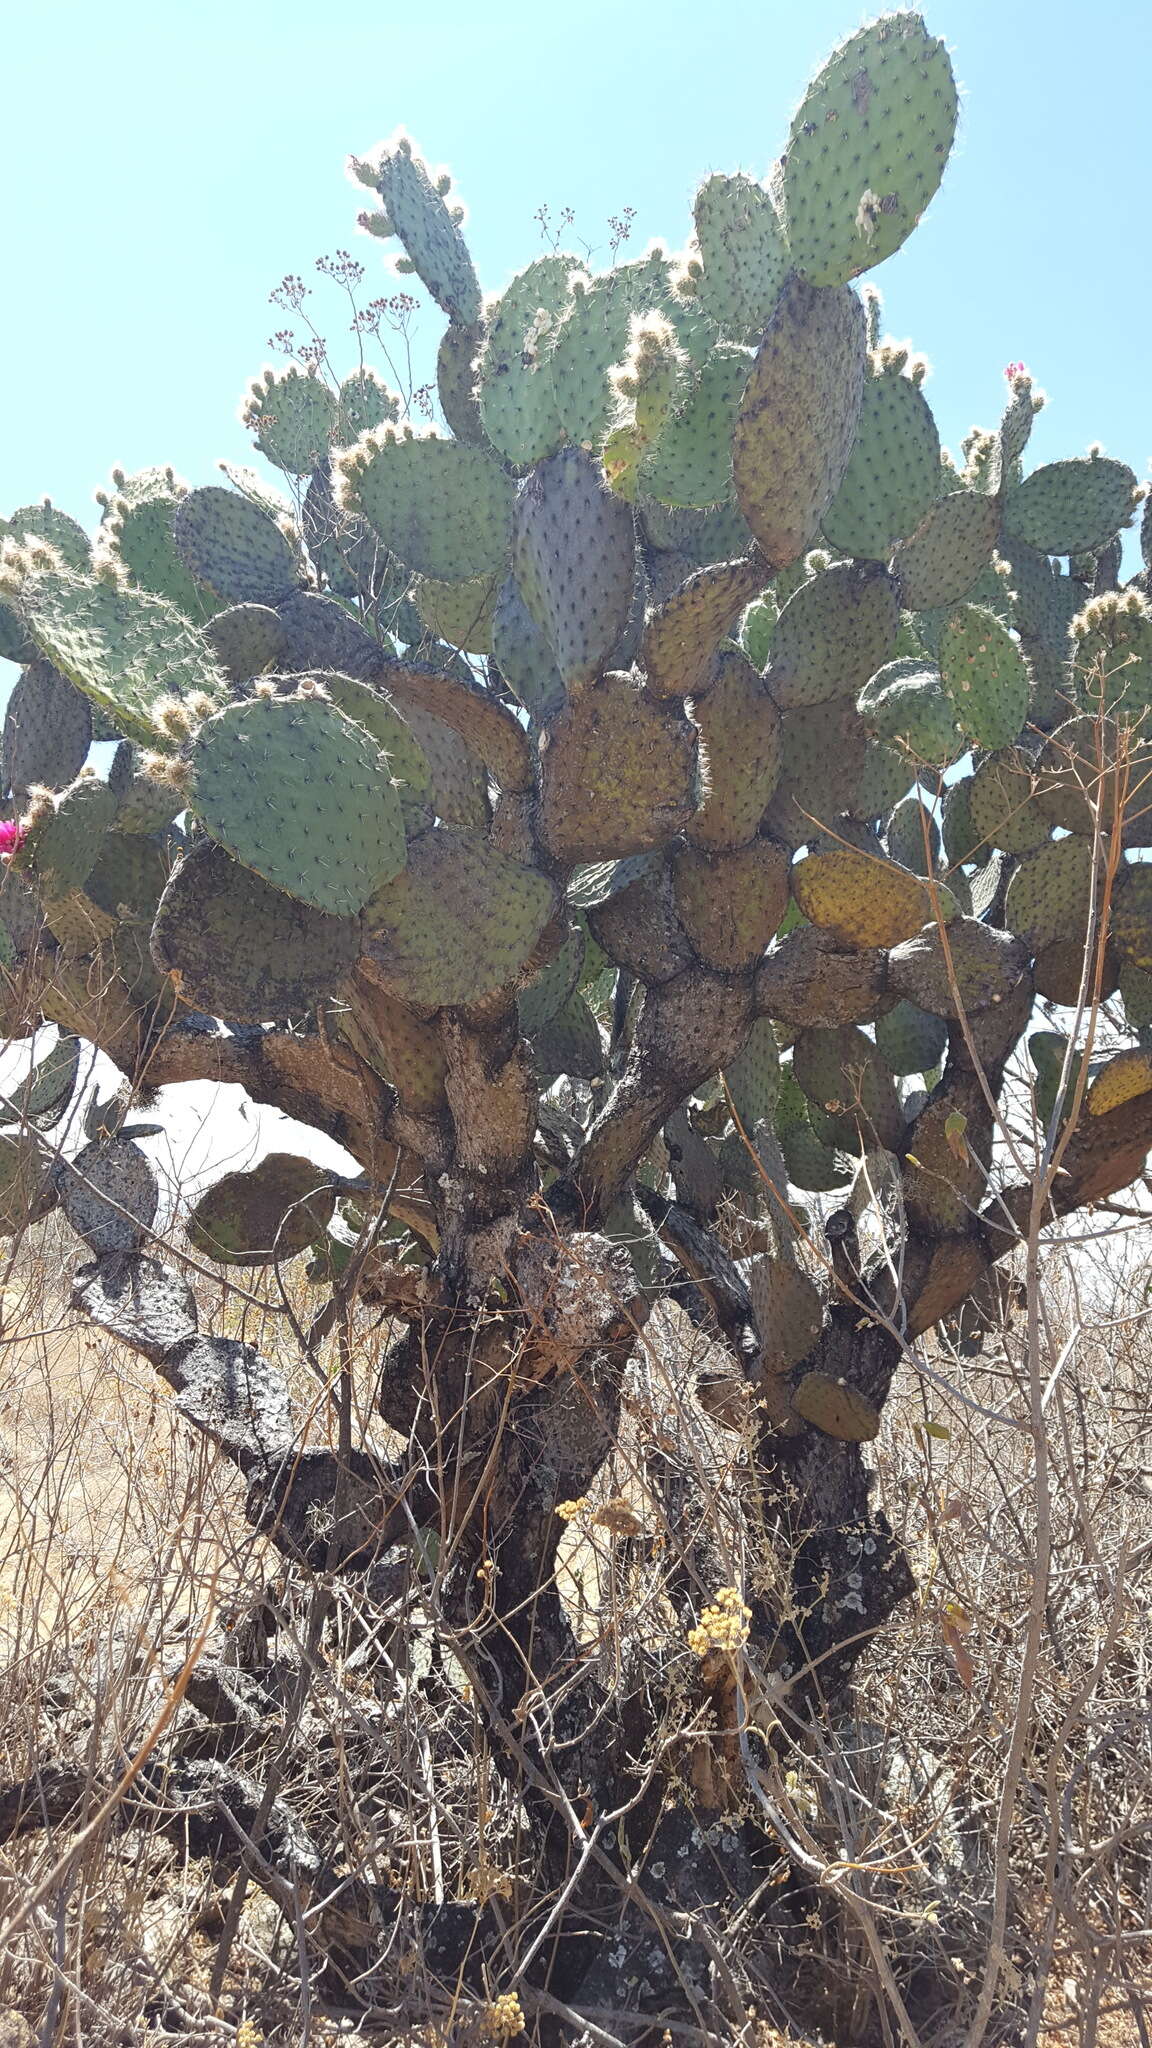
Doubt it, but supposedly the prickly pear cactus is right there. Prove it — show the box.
[3,35,1151,1993]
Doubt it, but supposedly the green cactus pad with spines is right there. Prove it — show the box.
[373,652,532,792]
[21,572,228,747]
[1002,455,1140,557]
[189,694,406,915]
[938,604,1030,750]
[392,700,489,830]
[684,173,789,340]
[83,831,167,927]
[891,490,1000,609]
[732,276,867,569]
[437,322,487,446]
[641,497,753,568]
[740,596,777,671]
[333,368,400,447]
[98,473,216,621]
[531,989,605,1082]
[1118,958,1152,1024]
[792,1370,880,1441]
[874,998,947,1075]
[22,777,119,895]
[722,1016,780,1129]
[188,1153,336,1266]
[362,134,482,327]
[686,650,782,849]
[887,917,1029,1017]
[491,576,566,720]
[1033,937,1118,1007]
[765,560,899,709]
[1070,590,1152,719]
[885,792,940,876]
[1034,714,1152,841]
[857,656,961,768]
[767,696,895,844]
[360,828,559,1009]
[151,839,360,1023]
[7,1032,81,1133]
[477,255,581,465]
[640,346,752,510]
[538,671,698,861]
[274,588,380,679]
[967,750,1050,855]
[173,488,301,607]
[1112,866,1152,974]
[2,501,91,572]
[0,602,37,665]
[0,1127,59,1236]
[781,15,957,287]
[548,252,670,450]
[774,1065,852,1191]
[902,1077,992,1234]
[1004,836,1100,954]
[242,367,338,475]
[313,673,433,816]
[204,603,288,683]
[413,574,497,654]
[513,447,636,690]
[335,428,515,583]
[793,846,929,950]
[750,1257,823,1374]
[822,357,941,560]
[518,919,586,1036]
[641,554,769,700]
[110,749,186,835]
[2,660,93,797]
[671,839,790,971]
[793,1023,904,1153]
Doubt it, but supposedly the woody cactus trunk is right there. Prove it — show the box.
[3,12,1152,2028]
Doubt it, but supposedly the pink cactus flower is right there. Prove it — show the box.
[1004,361,1026,382]
[0,820,25,861]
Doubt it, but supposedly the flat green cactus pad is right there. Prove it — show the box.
[62,1138,158,1254]
[792,1021,904,1151]
[2,500,91,571]
[188,1153,337,1266]
[732,276,866,569]
[333,368,400,447]
[1070,591,1152,719]
[513,447,636,690]
[478,255,579,465]
[174,487,301,607]
[2,659,93,796]
[822,359,941,559]
[874,998,947,1075]
[793,847,929,950]
[100,474,216,621]
[857,657,962,768]
[641,346,753,510]
[892,490,1000,609]
[360,828,559,1009]
[792,1370,880,1441]
[189,693,407,915]
[1003,455,1140,557]
[21,572,229,747]
[243,367,338,475]
[686,173,789,340]
[938,604,1030,750]
[491,576,565,719]
[367,134,482,327]
[782,15,957,288]
[641,555,769,700]
[151,839,361,1023]
[671,838,790,970]
[766,560,899,709]
[967,750,1050,855]
[413,573,498,654]
[204,603,288,683]
[1004,836,1100,953]
[22,777,118,895]
[337,429,515,583]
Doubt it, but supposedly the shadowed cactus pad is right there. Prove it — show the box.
[361,829,559,1009]
[538,673,698,861]
[793,847,929,950]
[750,1259,824,1374]
[151,840,361,1023]
[513,447,636,689]
[792,1371,880,1441]
[2,659,93,796]
[335,429,515,582]
[189,694,407,915]
[938,605,1030,751]
[188,1154,337,1266]
[174,487,301,606]
[62,1138,158,1254]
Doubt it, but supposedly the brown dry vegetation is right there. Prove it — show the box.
[0,1187,1149,2048]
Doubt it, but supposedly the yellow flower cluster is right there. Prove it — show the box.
[554,1496,588,1521]
[483,1990,525,2038]
[235,2021,264,2048]
[687,1585,752,1657]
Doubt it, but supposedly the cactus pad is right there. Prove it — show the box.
[732,276,866,568]
[151,840,360,1024]
[781,15,957,287]
[360,828,559,1009]
[21,572,228,746]
[671,839,790,970]
[887,917,1029,1016]
[857,656,962,767]
[1004,836,1100,953]
[188,1153,337,1265]
[204,603,288,683]
[336,429,515,582]
[174,487,300,606]
[242,367,337,475]
[792,1370,880,1441]
[189,693,406,915]
[822,357,941,559]
[687,650,782,849]
[938,604,1030,751]
[641,554,768,700]
[362,134,482,326]
[2,660,93,796]
[62,1138,158,1254]
[1002,455,1140,557]
[513,447,636,688]
[685,173,789,339]
[766,560,899,709]
[538,672,698,861]
[892,490,1000,609]
[793,847,928,950]
[874,998,947,1075]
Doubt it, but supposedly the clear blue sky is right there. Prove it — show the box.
[3,0,1150,544]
